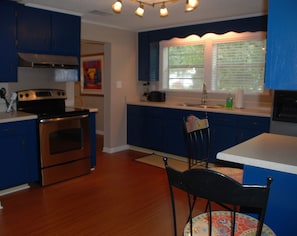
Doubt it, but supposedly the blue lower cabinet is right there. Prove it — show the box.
[0,120,39,190]
[89,112,97,168]
[127,105,270,163]
[127,105,149,148]
[207,112,238,162]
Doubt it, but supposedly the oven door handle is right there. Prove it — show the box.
[39,114,88,123]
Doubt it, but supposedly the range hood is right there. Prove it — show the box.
[18,53,79,69]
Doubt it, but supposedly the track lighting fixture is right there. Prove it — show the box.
[185,0,199,12]
[160,3,169,17]
[135,2,145,17]
[111,0,199,17]
[112,0,122,14]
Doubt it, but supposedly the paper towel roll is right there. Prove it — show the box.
[235,88,244,108]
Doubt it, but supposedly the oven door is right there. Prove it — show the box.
[39,114,90,168]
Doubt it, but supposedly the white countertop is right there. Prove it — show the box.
[127,101,271,117]
[0,111,37,123]
[217,133,297,175]
[0,107,97,124]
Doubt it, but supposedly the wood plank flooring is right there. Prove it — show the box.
[0,136,210,236]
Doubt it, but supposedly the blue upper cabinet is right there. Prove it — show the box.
[51,12,81,56]
[16,5,51,54]
[0,0,17,82]
[265,0,297,90]
[16,5,80,57]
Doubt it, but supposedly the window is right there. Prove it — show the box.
[160,32,266,93]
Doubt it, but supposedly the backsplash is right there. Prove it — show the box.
[0,67,75,112]
[0,100,6,112]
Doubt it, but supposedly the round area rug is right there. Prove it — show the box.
[183,211,276,236]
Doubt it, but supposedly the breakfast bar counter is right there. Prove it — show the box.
[217,133,297,235]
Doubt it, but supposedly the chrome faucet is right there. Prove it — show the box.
[201,82,207,105]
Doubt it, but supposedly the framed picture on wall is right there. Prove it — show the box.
[80,54,104,95]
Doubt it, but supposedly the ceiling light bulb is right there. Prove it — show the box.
[112,0,122,14]
[160,3,168,17]
[185,0,199,12]
[135,3,144,17]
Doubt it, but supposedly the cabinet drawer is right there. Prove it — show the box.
[208,112,236,126]
[236,115,270,131]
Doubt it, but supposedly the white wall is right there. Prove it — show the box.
[81,21,138,152]
[76,40,105,134]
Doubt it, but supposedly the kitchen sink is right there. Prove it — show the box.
[179,103,225,109]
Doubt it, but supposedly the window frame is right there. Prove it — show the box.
[159,31,267,95]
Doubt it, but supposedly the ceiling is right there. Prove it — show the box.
[16,0,268,32]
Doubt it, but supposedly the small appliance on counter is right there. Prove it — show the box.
[148,91,166,102]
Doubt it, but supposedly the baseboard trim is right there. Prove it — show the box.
[96,130,104,135]
[0,184,30,197]
[128,145,188,162]
[103,144,129,153]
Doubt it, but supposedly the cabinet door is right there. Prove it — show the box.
[127,105,148,148]
[146,106,164,151]
[89,112,97,168]
[138,31,160,82]
[138,33,150,81]
[0,120,38,190]
[0,0,17,82]
[51,12,81,56]
[17,5,51,53]
[162,108,187,156]
[208,112,237,163]
[236,115,270,143]
[265,0,297,89]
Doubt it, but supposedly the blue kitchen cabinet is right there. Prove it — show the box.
[207,112,238,163]
[127,105,151,149]
[89,111,97,168]
[236,115,270,143]
[208,113,270,163]
[16,5,51,54]
[265,0,297,90]
[0,0,17,82]
[146,106,165,151]
[162,109,207,157]
[138,33,150,81]
[127,105,270,164]
[16,5,80,57]
[0,120,39,190]
[51,12,81,57]
[127,105,191,154]
[127,105,169,151]
[162,108,187,156]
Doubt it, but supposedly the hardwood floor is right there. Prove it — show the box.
[0,136,207,236]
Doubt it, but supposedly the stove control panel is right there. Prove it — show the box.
[17,89,66,101]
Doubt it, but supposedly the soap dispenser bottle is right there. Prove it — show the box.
[226,93,233,108]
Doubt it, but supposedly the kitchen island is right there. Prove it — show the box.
[217,133,297,235]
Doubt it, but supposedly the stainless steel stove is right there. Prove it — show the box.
[17,89,91,186]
